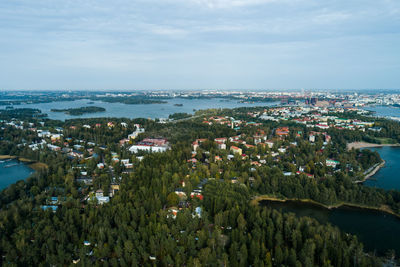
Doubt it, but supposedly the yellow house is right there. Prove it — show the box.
[109,184,120,197]
[230,146,242,155]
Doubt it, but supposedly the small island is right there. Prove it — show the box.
[51,106,106,115]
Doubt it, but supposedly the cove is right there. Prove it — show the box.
[261,200,400,256]
[0,159,34,191]
[363,146,400,191]
[365,106,400,119]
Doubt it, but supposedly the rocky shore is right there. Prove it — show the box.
[347,141,400,150]
[354,160,386,184]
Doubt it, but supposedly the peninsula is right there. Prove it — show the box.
[347,141,400,150]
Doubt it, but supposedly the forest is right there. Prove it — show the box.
[168,112,192,120]
[0,108,47,119]
[0,106,400,265]
[51,106,106,115]
[0,147,385,266]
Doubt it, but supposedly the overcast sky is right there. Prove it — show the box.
[0,0,399,90]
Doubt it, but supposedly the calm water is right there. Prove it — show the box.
[1,98,278,121]
[364,147,400,191]
[0,159,33,190]
[262,200,400,255]
[365,106,400,119]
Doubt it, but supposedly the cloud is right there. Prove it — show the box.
[181,0,277,9]
[0,0,399,89]
[147,25,188,36]
[311,11,351,25]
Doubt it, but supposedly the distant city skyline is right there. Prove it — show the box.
[0,0,399,90]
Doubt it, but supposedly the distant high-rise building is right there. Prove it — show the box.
[311,97,317,105]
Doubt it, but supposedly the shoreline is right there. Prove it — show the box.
[0,155,48,171]
[251,195,400,219]
[347,141,400,150]
[348,141,397,184]
[354,160,386,184]
[0,155,17,160]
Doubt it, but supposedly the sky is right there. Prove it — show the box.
[0,0,399,90]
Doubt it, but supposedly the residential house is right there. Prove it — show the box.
[230,146,242,155]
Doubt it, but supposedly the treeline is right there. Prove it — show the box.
[51,106,105,115]
[168,112,192,120]
[251,167,400,213]
[0,108,47,119]
[0,147,384,266]
[0,109,400,265]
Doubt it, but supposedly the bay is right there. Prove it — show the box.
[2,98,278,121]
[363,146,400,191]
[365,105,400,119]
[0,159,34,191]
[262,200,400,255]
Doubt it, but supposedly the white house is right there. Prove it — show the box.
[129,145,168,153]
